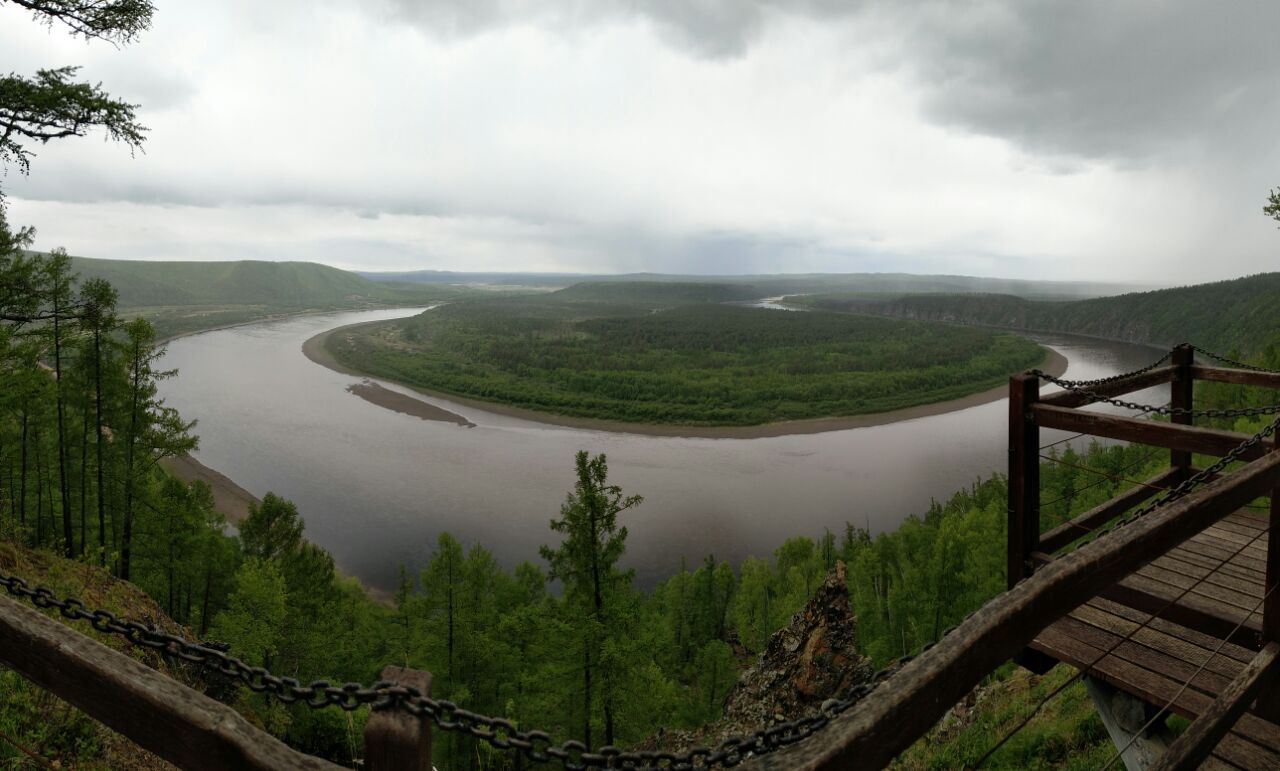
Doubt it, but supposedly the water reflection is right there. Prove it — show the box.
[159,310,1168,590]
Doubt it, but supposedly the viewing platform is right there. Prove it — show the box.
[1014,344,1280,770]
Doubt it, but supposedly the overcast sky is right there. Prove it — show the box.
[3,0,1278,281]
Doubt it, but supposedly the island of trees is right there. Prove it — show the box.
[322,283,1048,426]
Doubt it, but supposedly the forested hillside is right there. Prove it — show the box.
[797,272,1280,354]
[56,255,469,339]
[69,256,442,308]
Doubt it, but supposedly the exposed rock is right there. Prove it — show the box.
[636,561,873,755]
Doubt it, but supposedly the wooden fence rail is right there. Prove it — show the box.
[0,592,433,769]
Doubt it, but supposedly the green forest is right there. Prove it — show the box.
[324,287,1047,426]
[795,271,1280,355]
[7,249,1276,767]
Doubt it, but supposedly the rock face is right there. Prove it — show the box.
[638,561,873,753]
[721,560,873,727]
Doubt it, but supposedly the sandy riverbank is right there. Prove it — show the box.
[160,453,259,525]
[348,380,475,427]
[303,320,1068,438]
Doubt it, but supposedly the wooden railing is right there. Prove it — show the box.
[0,591,433,770]
[749,344,1280,770]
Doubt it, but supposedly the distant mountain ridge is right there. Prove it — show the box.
[360,269,1152,299]
[69,256,437,308]
[798,272,1280,354]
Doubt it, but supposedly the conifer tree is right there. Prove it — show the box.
[540,451,641,749]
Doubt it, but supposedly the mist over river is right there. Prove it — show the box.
[158,308,1167,591]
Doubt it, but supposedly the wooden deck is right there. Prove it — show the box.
[1032,510,1280,770]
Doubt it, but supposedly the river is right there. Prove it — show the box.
[158,308,1168,591]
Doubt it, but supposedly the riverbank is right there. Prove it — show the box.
[303,320,1068,438]
[160,453,259,525]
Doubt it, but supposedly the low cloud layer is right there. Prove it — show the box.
[2,0,1277,282]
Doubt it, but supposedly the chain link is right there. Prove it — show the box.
[1029,372,1280,419]
[1032,351,1172,390]
[0,569,924,769]
[1189,345,1280,374]
[1043,414,1280,558]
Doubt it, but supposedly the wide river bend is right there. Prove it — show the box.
[159,308,1166,591]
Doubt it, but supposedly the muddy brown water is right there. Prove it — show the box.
[158,307,1167,591]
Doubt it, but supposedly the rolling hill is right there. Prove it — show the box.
[797,272,1280,354]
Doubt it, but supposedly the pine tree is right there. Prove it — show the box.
[539,451,641,749]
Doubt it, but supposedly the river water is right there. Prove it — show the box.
[158,308,1167,590]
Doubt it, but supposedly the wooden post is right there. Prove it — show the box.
[0,593,343,770]
[1170,344,1195,478]
[1009,373,1054,673]
[1268,432,1280,645]
[1260,434,1280,728]
[364,666,433,771]
[1008,373,1040,589]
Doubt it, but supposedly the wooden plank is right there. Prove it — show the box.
[1192,366,1280,391]
[1164,545,1266,586]
[1039,467,1182,554]
[1039,365,1178,408]
[1099,574,1263,651]
[0,593,343,771]
[1028,551,1265,648]
[1032,405,1268,462]
[1149,642,1280,771]
[745,450,1280,770]
[1211,734,1280,771]
[1009,374,1040,589]
[1134,563,1262,614]
[1090,598,1257,665]
[1031,625,1280,755]
[1151,554,1265,598]
[1266,436,1280,644]
[1191,531,1270,566]
[1174,540,1268,578]
[1069,604,1244,683]
[365,666,432,771]
[1056,615,1233,695]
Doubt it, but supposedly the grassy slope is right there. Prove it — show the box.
[0,537,202,769]
[798,272,1280,354]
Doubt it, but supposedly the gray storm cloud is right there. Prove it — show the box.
[2,0,1277,280]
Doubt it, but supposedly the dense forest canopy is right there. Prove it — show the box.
[794,271,1280,355]
[323,287,1048,426]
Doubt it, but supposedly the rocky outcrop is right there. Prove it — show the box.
[637,561,873,754]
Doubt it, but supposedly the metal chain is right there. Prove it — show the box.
[1030,372,1280,419]
[0,569,921,769]
[1032,351,1172,390]
[1046,414,1280,557]
[1189,344,1280,374]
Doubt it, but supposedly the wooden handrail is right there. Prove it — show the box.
[0,593,344,770]
[744,449,1280,770]
[1038,365,1178,408]
[1191,366,1280,390]
[1038,467,1185,554]
[1032,404,1269,462]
